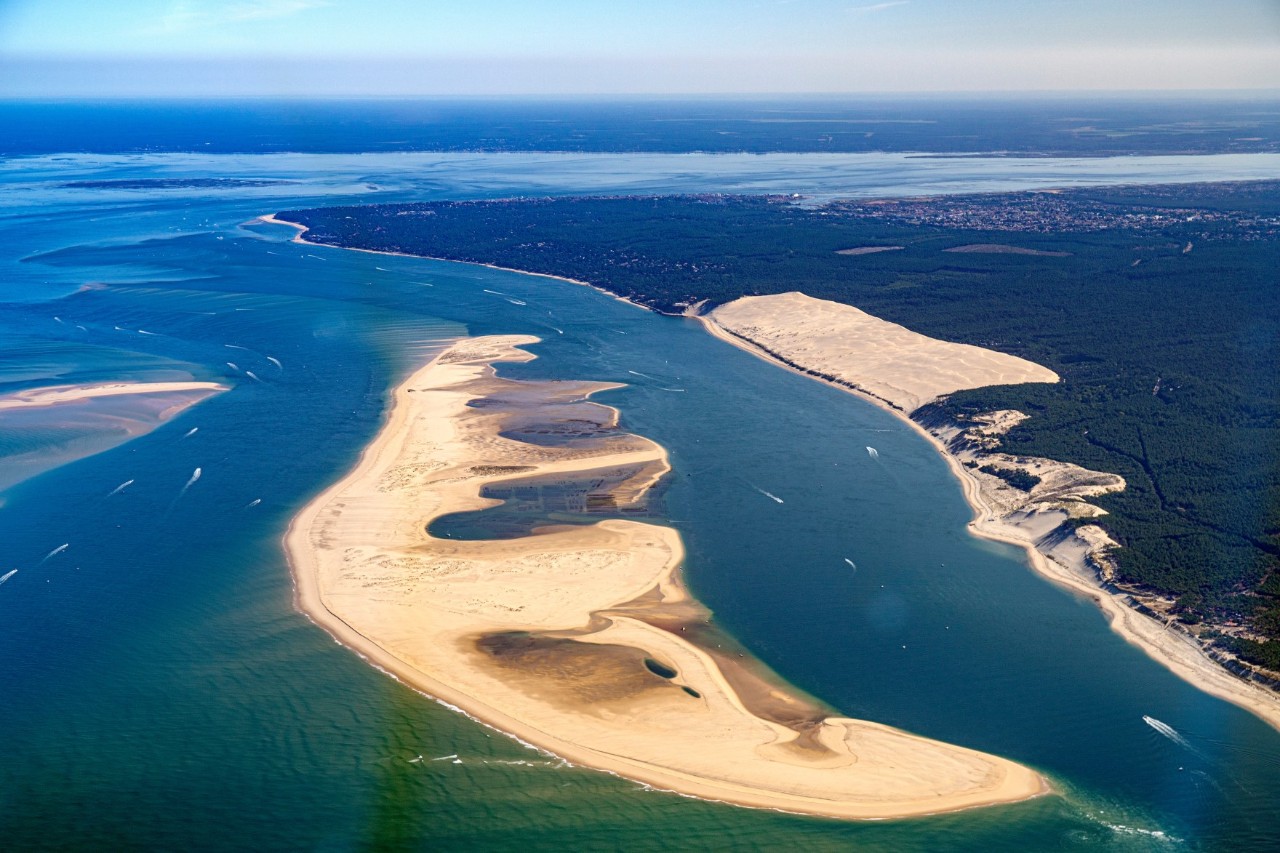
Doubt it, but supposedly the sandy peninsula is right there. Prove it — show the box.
[286,334,1046,820]
[703,292,1280,733]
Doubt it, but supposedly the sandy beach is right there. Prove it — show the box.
[259,214,650,312]
[0,381,227,411]
[703,293,1280,733]
[285,334,1046,820]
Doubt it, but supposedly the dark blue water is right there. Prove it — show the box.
[2,150,1280,851]
[3,97,1279,155]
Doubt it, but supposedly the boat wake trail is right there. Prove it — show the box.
[178,467,202,499]
[866,446,880,460]
[266,356,283,370]
[245,498,261,508]
[844,558,857,570]
[1143,715,1193,750]
[39,543,69,564]
[750,484,785,504]
[182,427,199,439]
[108,479,135,497]
[1,569,17,586]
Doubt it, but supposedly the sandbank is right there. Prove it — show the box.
[702,293,1280,733]
[0,381,227,411]
[285,334,1046,820]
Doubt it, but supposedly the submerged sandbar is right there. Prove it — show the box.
[286,334,1045,820]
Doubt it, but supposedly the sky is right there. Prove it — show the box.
[1,0,1278,97]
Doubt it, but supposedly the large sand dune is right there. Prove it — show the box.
[707,292,1058,412]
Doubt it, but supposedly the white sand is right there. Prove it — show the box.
[707,292,1059,413]
[286,334,1046,820]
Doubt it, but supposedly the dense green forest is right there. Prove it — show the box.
[284,182,1280,670]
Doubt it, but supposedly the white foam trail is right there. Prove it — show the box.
[407,755,423,763]
[266,356,283,370]
[178,467,202,498]
[182,427,199,439]
[375,266,389,271]
[628,370,657,381]
[245,498,261,508]
[226,362,239,372]
[611,329,627,335]
[114,325,127,331]
[108,479,135,497]
[137,329,157,336]
[225,344,251,351]
[866,446,879,459]
[430,754,458,762]
[305,254,326,261]
[752,485,784,504]
[245,370,263,382]
[40,543,69,564]
[53,316,63,323]
[1143,715,1192,750]
[0,569,17,586]
[659,387,687,392]
[75,325,87,331]
[505,298,527,306]
[844,558,857,570]
[551,327,563,334]
[483,288,507,296]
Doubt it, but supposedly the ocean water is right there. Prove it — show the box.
[2,150,1280,852]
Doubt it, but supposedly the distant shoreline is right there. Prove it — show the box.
[259,214,650,312]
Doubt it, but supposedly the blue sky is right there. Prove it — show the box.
[1,0,1277,96]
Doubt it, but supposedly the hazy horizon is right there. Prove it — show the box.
[2,0,1277,97]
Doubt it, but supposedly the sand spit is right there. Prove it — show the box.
[703,294,1280,732]
[258,214,649,312]
[0,381,227,411]
[707,292,1059,413]
[286,334,1045,820]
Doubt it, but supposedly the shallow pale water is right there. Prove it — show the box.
[2,152,1280,851]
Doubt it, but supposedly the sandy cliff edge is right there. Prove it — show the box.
[285,333,1046,820]
[703,292,1280,733]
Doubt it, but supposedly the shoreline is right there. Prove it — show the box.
[258,214,650,312]
[698,311,1280,734]
[0,381,228,410]
[284,334,1047,820]
[258,209,1280,733]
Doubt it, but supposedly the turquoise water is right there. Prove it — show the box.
[2,153,1280,851]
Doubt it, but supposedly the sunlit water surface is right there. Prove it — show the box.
[2,152,1280,851]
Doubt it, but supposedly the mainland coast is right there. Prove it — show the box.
[702,292,1280,733]
[285,334,1046,820]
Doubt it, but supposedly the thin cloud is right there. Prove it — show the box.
[850,1,910,12]
[150,0,329,34]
